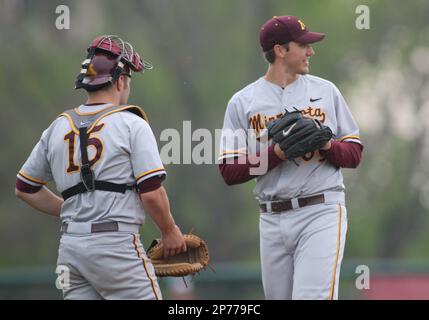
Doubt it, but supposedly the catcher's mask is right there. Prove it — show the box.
[75,35,153,91]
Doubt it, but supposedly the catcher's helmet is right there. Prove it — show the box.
[75,35,153,91]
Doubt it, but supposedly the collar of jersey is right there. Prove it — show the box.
[74,103,114,116]
[261,75,301,91]
[60,104,148,135]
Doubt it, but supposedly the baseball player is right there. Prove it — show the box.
[15,35,186,300]
[218,16,363,300]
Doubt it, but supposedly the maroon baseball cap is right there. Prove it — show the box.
[259,16,325,52]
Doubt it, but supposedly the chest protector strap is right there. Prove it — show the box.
[59,105,148,200]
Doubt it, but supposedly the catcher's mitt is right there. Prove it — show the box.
[146,234,210,277]
[268,111,333,159]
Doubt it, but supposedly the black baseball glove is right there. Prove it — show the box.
[267,109,303,140]
[267,110,333,160]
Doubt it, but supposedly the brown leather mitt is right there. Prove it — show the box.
[146,234,210,277]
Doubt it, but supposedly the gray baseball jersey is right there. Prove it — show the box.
[18,103,166,224]
[17,103,165,299]
[219,75,362,300]
[219,75,362,200]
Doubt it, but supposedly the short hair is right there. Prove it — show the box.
[263,43,289,64]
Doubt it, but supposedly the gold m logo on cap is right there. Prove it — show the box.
[298,20,306,30]
[87,64,97,76]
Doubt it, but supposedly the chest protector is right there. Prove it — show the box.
[58,105,148,200]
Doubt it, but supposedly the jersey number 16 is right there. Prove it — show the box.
[63,124,105,173]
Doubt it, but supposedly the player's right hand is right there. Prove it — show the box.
[274,143,287,160]
[160,224,187,258]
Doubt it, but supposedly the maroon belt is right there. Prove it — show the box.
[259,194,325,213]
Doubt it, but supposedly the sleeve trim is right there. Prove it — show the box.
[135,167,166,181]
[338,135,361,143]
[218,150,247,157]
[18,171,48,185]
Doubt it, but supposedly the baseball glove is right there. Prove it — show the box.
[146,234,210,277]
[268,111,333,160]
[267,109,303,140]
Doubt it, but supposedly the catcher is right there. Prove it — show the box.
[15,35,191,300]
[218,16,363,300]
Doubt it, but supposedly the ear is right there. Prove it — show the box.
[274,44,287,58]
[115,75,124,91]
